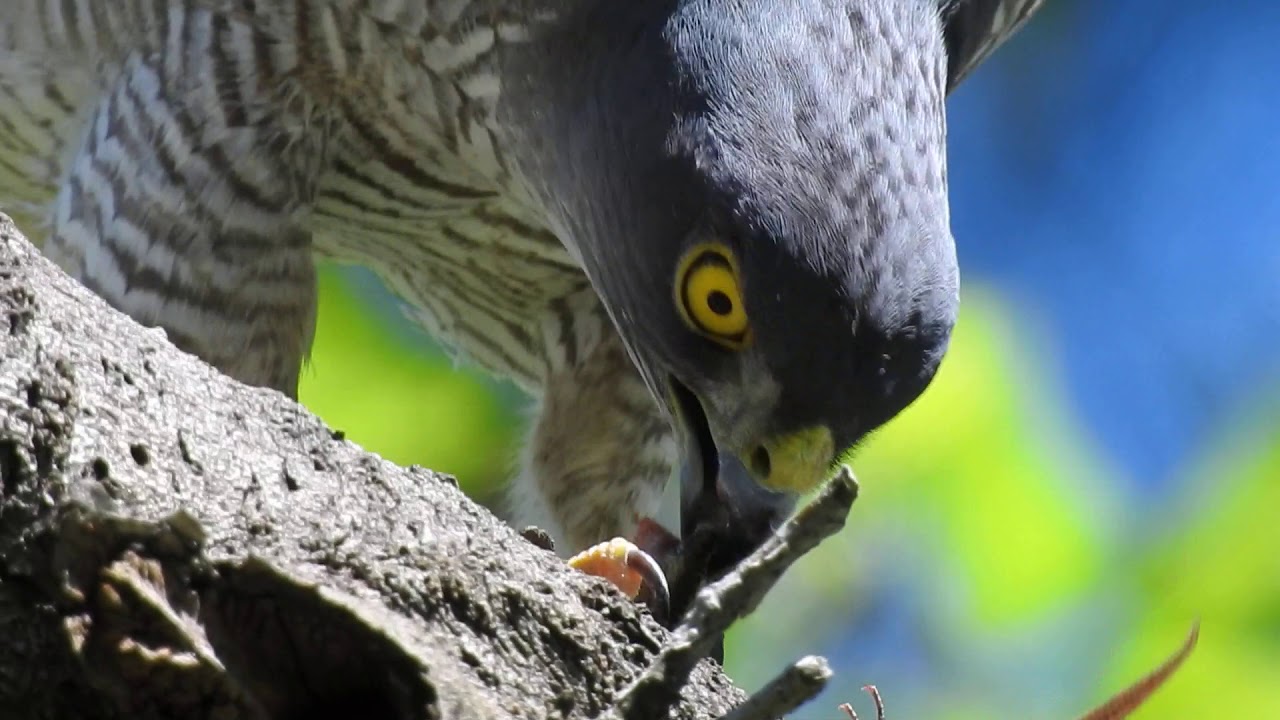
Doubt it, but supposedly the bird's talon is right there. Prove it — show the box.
[624,541,672,621]
[568,538,671,615]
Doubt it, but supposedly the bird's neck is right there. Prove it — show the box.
[493,1,686,257]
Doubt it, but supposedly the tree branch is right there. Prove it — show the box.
[0,215,761,720]
[719,656,833,720]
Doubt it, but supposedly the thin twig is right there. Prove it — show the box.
[602,467,860,720]
[862,685,885,720]
[838,685,885,720]
[717,656,832,720]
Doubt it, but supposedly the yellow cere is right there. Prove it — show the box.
[755,425,835,494]
[675,243,752,349]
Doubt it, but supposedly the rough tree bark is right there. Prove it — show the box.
[0,214,762,720]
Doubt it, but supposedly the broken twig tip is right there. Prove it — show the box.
[717,655,832,720]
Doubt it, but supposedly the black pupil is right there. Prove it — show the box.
[707,290,733,316]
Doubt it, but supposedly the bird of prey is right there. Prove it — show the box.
[0,0,1043,628]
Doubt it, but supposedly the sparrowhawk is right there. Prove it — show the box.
[0,0,1043,628]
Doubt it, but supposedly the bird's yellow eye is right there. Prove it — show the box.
[675,244,751,349]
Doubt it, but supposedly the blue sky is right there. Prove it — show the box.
[948,0,1280,491]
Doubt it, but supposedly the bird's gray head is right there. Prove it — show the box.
[505,0,958,587]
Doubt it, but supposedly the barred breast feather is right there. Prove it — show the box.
[0,0,588,389]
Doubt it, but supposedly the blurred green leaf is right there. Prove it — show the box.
[298,265,520,500]
[852,288,1105,626]
[1097,404,1280,717]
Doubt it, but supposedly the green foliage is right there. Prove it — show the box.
[1107,411,1280,718]
[301,269,1280,718]
[298,266,520,504]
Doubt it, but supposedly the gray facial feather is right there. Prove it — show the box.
[501,0,959,453]
[663,0,956,327]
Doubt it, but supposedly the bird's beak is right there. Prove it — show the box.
[665,377,831,623]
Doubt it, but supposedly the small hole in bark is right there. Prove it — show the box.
[33,439,53,477]
[91,457,110,481]
[1,440,22,493]
[8,310,31,335]
[750,445,772,480]
[130,444,150,466]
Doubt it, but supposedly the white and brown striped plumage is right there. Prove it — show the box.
[0,0,671,556]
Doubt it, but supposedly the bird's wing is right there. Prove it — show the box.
[938,0,1046,92]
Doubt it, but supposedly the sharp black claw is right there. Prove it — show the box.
[626,545,671,623]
